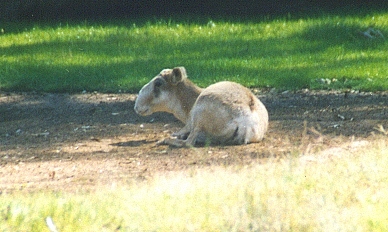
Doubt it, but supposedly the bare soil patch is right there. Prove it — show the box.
[1,90,387,193]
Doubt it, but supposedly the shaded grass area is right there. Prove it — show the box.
[0,13,387,93]
[1,137,388,231]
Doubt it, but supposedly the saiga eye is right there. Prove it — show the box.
[154,78,164,88]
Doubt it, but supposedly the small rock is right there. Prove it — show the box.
[337,114,345,120]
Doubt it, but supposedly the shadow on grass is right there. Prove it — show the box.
[1,18,387,93]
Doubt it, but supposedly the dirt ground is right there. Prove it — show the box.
[1,89,387,193]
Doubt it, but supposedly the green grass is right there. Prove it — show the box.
[1,137,388,231]
[1,12,388,93]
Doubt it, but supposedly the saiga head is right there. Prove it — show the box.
[134,67,187,117]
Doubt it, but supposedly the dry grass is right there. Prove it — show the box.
[1,134,388,231]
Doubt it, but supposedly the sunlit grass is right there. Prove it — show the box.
[0,13,387,93]
[1,136,388,231]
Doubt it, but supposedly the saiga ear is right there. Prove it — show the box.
[170,67,187,85]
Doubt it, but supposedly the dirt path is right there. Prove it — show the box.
[1,90,387,193]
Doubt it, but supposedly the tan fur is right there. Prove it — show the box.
[134,67,269,147]
[171,78,202,123]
